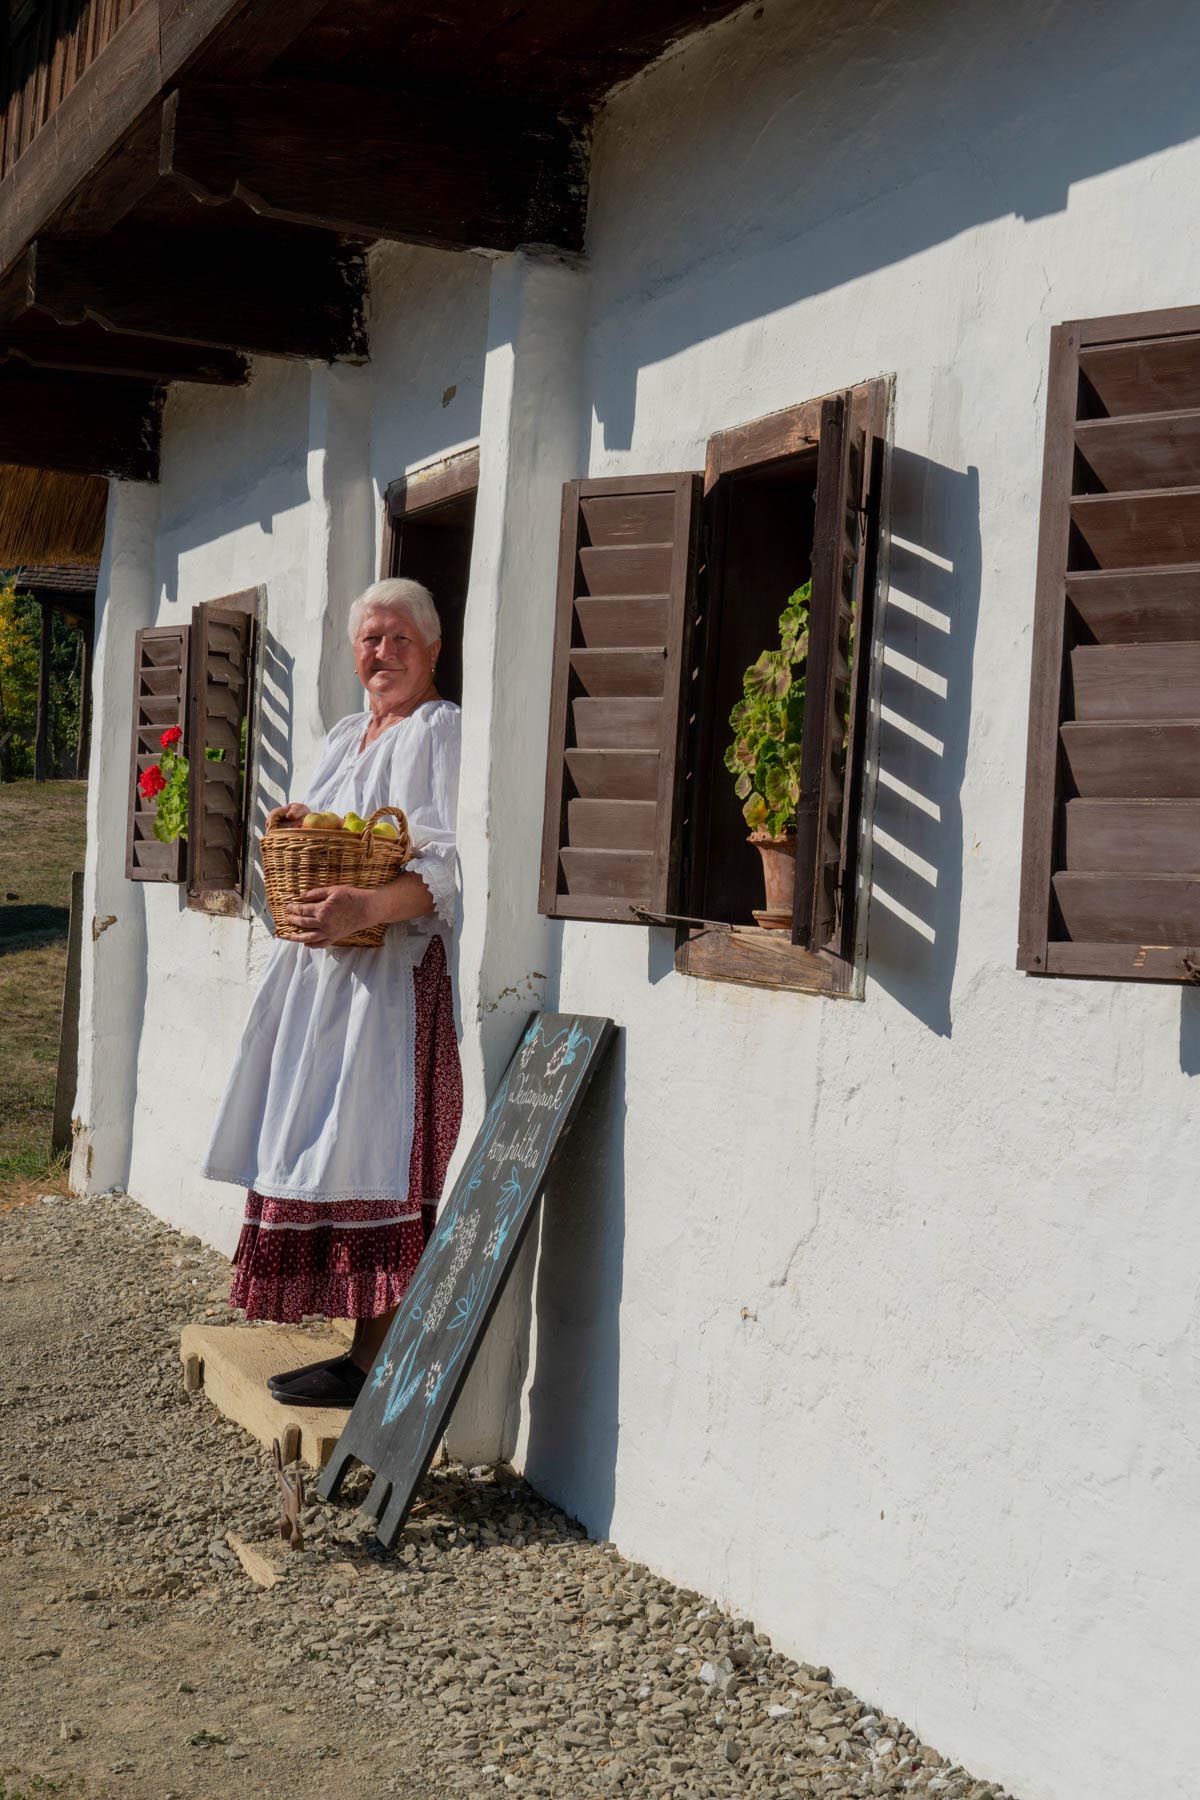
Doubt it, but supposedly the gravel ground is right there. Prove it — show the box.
[0,1191,1017,1800]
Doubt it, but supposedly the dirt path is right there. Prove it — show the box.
[0,1192,1011,1800]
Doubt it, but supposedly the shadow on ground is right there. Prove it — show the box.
[0,903,69,955]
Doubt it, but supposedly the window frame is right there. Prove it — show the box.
[674,376,891,997]
[380,445,481,579]
[184,584,263,918]
[1018,304,1200,983]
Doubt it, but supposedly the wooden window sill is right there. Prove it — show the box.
[674,924,860,996]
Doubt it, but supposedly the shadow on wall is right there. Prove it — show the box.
[591,0,1200,448]
[864,452,982,1037]
[248,627,295,927]
[522,1030,626,1540]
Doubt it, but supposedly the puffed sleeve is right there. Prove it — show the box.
[402,706,460,928]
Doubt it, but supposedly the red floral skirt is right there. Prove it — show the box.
[229,934,462,1323]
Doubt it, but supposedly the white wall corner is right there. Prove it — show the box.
[70,479,162,1196]
[446,249,588,1464]
[305,361,375,744]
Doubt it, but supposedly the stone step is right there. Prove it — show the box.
[179,1322,353,1468]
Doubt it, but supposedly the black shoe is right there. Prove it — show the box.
[267,1354,351,1395]
[271,1356,367,1409]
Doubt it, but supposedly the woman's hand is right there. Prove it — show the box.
[286,885,374,947]
[266,801,310,831]
[285,873,435,947]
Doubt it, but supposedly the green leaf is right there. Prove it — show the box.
[743,792,769,831]
[744,651,791,702]
[734,772,752,800]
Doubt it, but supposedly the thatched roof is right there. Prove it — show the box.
[0,464,106,568]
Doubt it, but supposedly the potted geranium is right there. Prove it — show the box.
[139,725,189,842]
[723,580,809,928]
[138,723,243,844]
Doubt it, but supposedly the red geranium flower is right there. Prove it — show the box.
[139,765,168,800]
[160,725,183,749]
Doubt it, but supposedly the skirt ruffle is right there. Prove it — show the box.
[229,932,462,1323]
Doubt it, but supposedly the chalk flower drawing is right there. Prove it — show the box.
[375,1017,598,1433]
[449,1209,480,1276]
[370,1354,394,1394]
[422,1274,455,1335]
[544,1020,584,1078]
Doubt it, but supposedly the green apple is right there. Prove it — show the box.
[372,819,400,841]
[343,811,366,834]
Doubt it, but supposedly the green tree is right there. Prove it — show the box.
[0,577,84,780]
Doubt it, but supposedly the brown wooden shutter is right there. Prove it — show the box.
[1019,310,1200,980]
[125,623,190,883]
[539,473,703,922]
[186,589,258,907]
[793,391,872,954]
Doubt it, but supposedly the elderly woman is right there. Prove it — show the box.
[202,577,462,1407]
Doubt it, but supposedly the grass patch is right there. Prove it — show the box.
[0,780,87,1201]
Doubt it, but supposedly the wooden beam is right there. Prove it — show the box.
[0,321,249,384]
[160,0,336,82]
[0,232,368,362]
[34,598,52,781]
[0,2,164,276]
[160,79,588,252]
[0,0,346,276]
[0,365,162,480]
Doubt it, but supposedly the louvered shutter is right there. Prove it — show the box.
[793,392,869,953]
[125,623,190,883]
[539,473,703,922]
[1020,310,1200,981]
[187,591,258,904]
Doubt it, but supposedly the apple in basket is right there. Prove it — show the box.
[342,812,367,835]
[372,820,400,841]
[300,811,341,830]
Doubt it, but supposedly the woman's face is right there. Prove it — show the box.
[354,607,440,711]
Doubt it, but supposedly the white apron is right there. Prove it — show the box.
[202,701,460,1205]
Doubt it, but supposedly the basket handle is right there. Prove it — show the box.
[362,805,411,859]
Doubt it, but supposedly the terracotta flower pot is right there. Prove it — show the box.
[748,830,797,930]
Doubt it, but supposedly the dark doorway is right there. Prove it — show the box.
[383,449,478,707]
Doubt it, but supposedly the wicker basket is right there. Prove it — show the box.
[261,805,413,947]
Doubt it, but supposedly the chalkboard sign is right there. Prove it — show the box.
[317,1011,615,1546]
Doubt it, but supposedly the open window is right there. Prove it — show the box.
[381,447,478,705]
[125,586,261,914]
[538,379,889,996]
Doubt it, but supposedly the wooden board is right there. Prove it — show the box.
[1070,486,1200,568]
[1064,798,1200,870]
[1067,565,1200,642]
[1053,871,1200,942]
[1070,642,1200,719]
[1079,335,1200,418]
[318,1013,615,1547]
[1075,408,1200,491]
[1060,719,1200,797]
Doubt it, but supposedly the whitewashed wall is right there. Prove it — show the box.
[506,5,1200,1800]
[76,247,492,1242]
[72,3,1200,1798]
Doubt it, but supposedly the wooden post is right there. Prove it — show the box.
[52,869,85,1158]
[74,623,92,779]
[34,598,52,781]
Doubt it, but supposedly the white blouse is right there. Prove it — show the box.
[202,700,460,1207]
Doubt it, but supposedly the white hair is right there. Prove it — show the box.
[347,578,441,648]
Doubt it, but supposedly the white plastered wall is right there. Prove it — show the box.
[78,247,493,1245]
[71,3,1200,1796]
[494,4,1200,1800]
